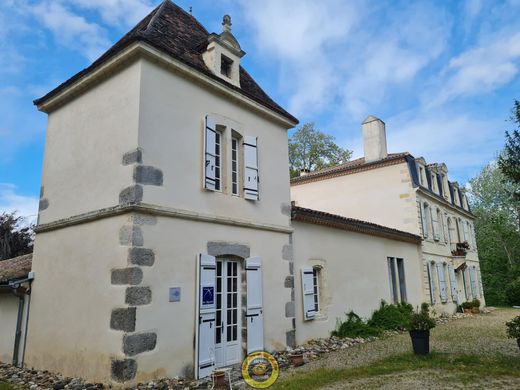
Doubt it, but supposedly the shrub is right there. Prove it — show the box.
[461,301,473,310]
[471,298,481,308]
[367,300,413,330]
[332,311,382,338]
[506,315,520,339]
[505,280,520,306]
[406,303,436,331]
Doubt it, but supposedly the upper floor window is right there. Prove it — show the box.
[431,173,437,193]
[231,136,240,196]
[420,202,431,238]
[418,166,424,186]
[221,55,233,78]
[204,115,259,200]
[453,188,460,206]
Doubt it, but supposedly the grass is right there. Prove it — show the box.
[0,382,18,390]
[272,352,520,390]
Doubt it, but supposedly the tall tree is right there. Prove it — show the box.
[468,162,520,305]
[0,212,34,261]
[289,123,352,178]
[498,100,520,187]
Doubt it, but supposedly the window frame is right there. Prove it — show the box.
[214,128,223,192]
[231,136,240,196]
[312,267,320,313]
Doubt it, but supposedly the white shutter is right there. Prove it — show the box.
[196,254,216,379]
[477,268,484,298]
[301,267,316,320]
[204,116,217,191]
[463,221,469,244]
[246,256,263,353]
[443,213,449,243]
[431,210,439,241]
[243,136,259,200]
[419,202,427,238]
[447,264,459,303]
[469,267,477,299]
[427,262,436,304]
[436,263,448,303]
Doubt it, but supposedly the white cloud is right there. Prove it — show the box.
[0,184,39,225]
[432,31,520,106]
[31,1,112,61]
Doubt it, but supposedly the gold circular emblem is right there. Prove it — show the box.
[241,351,279,388]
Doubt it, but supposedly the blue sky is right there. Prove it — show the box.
[1,0,519,222]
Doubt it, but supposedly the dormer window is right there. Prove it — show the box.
[202,15,246,88]
[221,55,233,78]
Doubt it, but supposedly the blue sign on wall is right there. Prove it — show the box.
[202,286,214,305]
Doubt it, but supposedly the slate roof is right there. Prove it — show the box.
[291,206,421,244]
[34,0,298,124]
[291,152,410,185]
[0,254,32,284]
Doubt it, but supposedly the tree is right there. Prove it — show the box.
[498,100,520,186]
[289,123,352,178]
[0,212,34,261]
[468,162,520,305]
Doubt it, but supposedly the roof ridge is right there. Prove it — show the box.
[141,0,169,35]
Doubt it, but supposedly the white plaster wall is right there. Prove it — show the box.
[291,162,419,235]
[25,216,129,381]
[133,216,292,381]
[137,59,292,229]
[39,61,142,224]
[292,221,424,344]
[0,293,19,363]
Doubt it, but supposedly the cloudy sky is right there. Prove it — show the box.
[1,0,519,222]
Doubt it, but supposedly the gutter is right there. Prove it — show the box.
[0,272,35,367]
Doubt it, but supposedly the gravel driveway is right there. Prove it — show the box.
[278,308,520,389]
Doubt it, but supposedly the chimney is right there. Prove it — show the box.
[362,115,387,163]
[300,169,311,177]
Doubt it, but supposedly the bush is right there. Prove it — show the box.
[332,311,382,338]
[406,303,436,331]
[506,315,520,339]
[471,298,481,308]
[505,280,520,306]
[367,300,413,330]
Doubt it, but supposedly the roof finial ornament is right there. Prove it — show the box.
[222,15,232,32]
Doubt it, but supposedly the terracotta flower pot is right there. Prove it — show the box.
[463,308,472,314]
[211,371,226,387]
[290,353,304,366]
[471,307,480,314]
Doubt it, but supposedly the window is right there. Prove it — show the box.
[231,137,240,196]
[312,268,320,313]
[436,263,448,303]
[214,129,222,191]
[431,207,440,241]
[431,173,437,193]
[301,266,321,320]
[418,166,424,185]
[221,55,233,78]
[387,257,407,303]
[427,262,436,304]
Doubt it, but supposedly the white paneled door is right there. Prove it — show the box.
[215,259,241,367]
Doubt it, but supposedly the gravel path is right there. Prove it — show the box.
[279,308,520,389]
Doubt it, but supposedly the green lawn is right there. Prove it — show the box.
[272,352,520,390]
[0,382,18,390]
[272,308,520,389]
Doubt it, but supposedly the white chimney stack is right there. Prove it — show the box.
[362,115,387,163]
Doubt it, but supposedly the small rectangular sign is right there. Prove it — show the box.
[169,287,181,302]
[202,286,214,305]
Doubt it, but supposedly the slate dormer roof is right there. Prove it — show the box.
[34,0,298,125]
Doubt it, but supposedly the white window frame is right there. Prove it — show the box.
[231,136,240,196]
[312,267,320,314]
[214,129,223,192]
[387,257,407,304]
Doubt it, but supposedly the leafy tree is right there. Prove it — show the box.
[0,212,34,261]
[289,123,352,178]
[468,162,520,305]
[498,100,520,187]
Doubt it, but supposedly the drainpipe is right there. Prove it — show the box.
[7,272,34,367]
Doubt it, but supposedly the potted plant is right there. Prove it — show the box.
[406,303,436,355]
[461,301,473,314]
[471,299,481,314]
[211,369,226,387]
[451,241,470,257]
[506,315,520,350]
[289,352,304,366]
